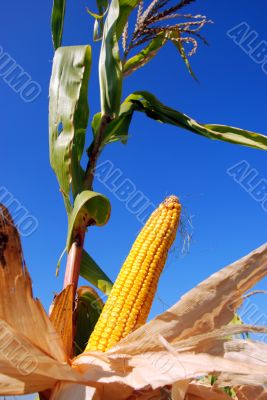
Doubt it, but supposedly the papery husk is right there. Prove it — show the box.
[0,206,77,394]
[0,205,66,362]
[185,382,234,399]
[172,380,189,400]
[50,284,74,357]
[1,204,267,400]
[235,385,267,400]
[217,339,267,387]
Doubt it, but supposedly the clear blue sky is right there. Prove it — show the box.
[1,0,267,355]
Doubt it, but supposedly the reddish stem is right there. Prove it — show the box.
[63,230,85,294]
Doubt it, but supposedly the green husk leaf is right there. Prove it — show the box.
[49,46,91,212]
[51,0,66,50]
[74,286,105,355]
[67,191,110,251]
[80,250,113,295]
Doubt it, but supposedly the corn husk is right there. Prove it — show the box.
[1,204,267,399]
[50,284,74,358]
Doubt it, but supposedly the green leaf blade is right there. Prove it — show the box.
[99,0,122,116]
[51,0,66,50]
[123,91,267,151]
[80,250,113,295]
[67,190,111,250]
[49,45,92,211]
[123,34,166,77]
[170,32,198,81]
[116,0,139,39]
[204,124,267,150]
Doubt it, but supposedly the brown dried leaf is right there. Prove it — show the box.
[235,385,267,400]
[0,205,66,362]
[50,284,74,358]
[0,205,76,394]
[186,383,233,399]
[217,340,267,387]
[172,380,189,399]
[0,320,76,395]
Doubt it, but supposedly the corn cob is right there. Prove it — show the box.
[85,195,181,352]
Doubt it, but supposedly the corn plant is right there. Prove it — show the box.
[50,0,267,311]
[0,1,267,399]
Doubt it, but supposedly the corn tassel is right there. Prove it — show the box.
[85,195,181,352]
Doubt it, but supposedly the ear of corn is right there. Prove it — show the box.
[85,195,181,352]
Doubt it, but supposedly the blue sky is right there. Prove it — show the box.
[0,3,267,393]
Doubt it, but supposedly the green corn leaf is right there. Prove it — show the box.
[86,7,108,20]
[123,34,166,77]
[91,112,102,138]
[204,124,267,149]
[89,0,109,41]
[170,32,198,81]
[122,30,198,80]
[49,46,91,212]
[87,102,134,161]
[66,190,110,250]
[80,250,113,295]
[87,6,108,42]
[99,0,140,115]
[99,0,122,117]
[74,286,105,355]
[51,0,66,50]
[100,99,135,146]
[90,100,135,155]
[116,0,139,39]
[121,91,267,150]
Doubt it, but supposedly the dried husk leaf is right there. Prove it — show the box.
[50,382,97,400]
[50,284,74,358]
[172,380,189,400]
[217,339,267,387]
[0,205,77,394]
[0,319,76,394]
[235,385,267,400]
[186,382,233,399]
[0,205,66,362]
